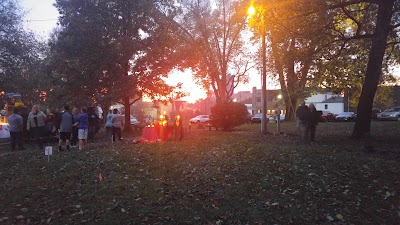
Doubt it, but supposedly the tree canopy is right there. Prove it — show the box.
[168,0,254,104]
[248,0,400,137]
[0,0,45,105]
[50,0,188,129]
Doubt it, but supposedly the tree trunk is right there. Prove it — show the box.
[123,96,132,133]
[284,96,298,121]
[352,0,394,138]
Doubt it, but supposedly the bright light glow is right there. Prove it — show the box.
[165,69,207,103]
[248,6,255,16]
[277,94,282,99]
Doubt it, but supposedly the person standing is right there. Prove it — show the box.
[70,107,79,148]
[105,110,113,142]
[75,107,89,151]
[87,106,99,143]
[295,100,310,142]
[8,108,25,150]
[45,109,56,142]
[305,103,320,143]
[27,105,47,150]
[58,105,74,151]
[111,109,124,142]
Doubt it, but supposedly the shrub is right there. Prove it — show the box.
[210,101,248,130]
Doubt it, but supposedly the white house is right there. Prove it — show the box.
[305,92,344,114]
[248,88,345,115]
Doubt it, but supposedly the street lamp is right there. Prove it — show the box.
[248,5,267,134]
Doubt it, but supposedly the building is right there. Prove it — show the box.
[251,87,283,115]
[305,92,344,114]
[250,87,345,115]
[232,91,252,103]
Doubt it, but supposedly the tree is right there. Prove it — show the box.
[248,0,400,140]
[350,0,397,138]
[167,0,253,104]
[210,101,248,130]
[313,38,397,110]
[290,0,400,137]
[51,0,185,131]
[317,0,399,137]
[248,0,342,121]
[0,0,45,105]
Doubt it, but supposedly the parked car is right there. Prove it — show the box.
[377,106,400,121]
[335,112,356,122]
[130,115,139,125]
[189,115,210,123]
[122,114,139,126]
[267,114,285,123]
[267,114,276,121]
[250,113,270,124]
[371,109,381,120]
[317,110,335,122]
[246,113,252,124]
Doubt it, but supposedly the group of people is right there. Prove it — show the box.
[105,109,125,142]
[8,105,101,151]
[296,100,320,143]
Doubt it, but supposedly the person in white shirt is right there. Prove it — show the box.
[27,105,47,150]
[111,109,124,141]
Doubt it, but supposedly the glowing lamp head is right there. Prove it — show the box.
[248,6,255,16]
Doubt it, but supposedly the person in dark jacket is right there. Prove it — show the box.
[70,107,80,148]
[8,108,25,150]
[295,100,310,141]
[87,106,99,143]
[58,105,74,151]
[305,103,320,143]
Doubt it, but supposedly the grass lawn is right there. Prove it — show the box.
[0,121,399,225]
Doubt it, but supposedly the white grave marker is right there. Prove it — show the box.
[45,146,53,162]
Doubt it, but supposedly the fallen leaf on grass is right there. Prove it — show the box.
[15,215,24,219]
[325,215,334,221]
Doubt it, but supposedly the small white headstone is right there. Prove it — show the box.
[45,146,53,156]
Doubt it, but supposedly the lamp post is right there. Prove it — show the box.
[248,5,267,134]
[276,94,282,134]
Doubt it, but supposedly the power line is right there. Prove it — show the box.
[25,19,58,22]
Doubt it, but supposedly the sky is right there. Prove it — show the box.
[22,0,59,39]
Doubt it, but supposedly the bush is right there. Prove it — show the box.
[210,101,248,130]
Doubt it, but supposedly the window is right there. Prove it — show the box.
[325,104,328,109]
